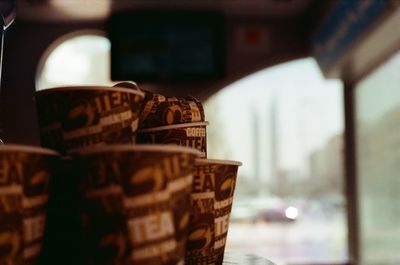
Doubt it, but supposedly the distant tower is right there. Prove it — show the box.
[252,108,261,181]
[270,97,280,193]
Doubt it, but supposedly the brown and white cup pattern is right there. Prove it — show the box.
[0,145,59,265]
[185,159,241,265]
[70,145,201,265]
[35,86,145,155]
[137,122,208,158]
[139,91,205,129]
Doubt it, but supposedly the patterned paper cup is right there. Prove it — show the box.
[139,91,205,129]
[137,122,208,158]
[0,144,59,265]
[41,157,81,265]
[35,86,145,155]
[69,145,201,265]
[185,159,242,265]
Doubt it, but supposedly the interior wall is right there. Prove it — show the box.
[0,16,311,145]
[143,17,310,101]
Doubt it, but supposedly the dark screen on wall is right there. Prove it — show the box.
[108,11,225,83]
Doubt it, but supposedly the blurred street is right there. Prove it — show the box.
[225,209,347,265]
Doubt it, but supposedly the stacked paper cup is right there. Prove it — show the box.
[130,84,242,265]
[136,88,208,158]
[0,145,59,265]
[35,85,146,154]
[31,82,241,265]
[34,84,201,265]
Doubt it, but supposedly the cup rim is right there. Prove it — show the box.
[139,121,209,132]
[35,86,145,98]
[0,144,59,156]
[195,158,242,167]
[68,144,202,156]
[112,81,139,90]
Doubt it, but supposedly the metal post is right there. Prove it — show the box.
[344,78,359,265]
[0,0,16,143]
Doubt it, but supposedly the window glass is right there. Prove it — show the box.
[36,34,112,90]
[204,58,347,264]
[355,51,400,265]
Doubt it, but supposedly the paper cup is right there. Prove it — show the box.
[35,86,145,155]
[137,122,208,158]
[139,91,205,128]
[0,145,59,265]
[185,159,242,265]
[41,157,81,265]
[70,145,201,265]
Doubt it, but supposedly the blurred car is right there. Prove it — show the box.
[231,197,300,223]
[253,205,299,223]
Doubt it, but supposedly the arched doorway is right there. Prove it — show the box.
[36,31,112,90]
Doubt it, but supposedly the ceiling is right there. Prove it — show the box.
[16,0,317,23]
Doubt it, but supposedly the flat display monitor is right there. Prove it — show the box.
[108,11,225,82]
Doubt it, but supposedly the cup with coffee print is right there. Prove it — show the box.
[139,91,205,129]
[185,159,242,265]
[35,85,145,155]
[69,145,201,265]
[137,121,208,158]
[0,144,59,265]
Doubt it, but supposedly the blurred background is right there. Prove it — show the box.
[0,0,399,264]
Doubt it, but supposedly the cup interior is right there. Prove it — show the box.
[35,85,145,98]
[195,158,242,167]
[0,144,59,156]
[69,144,202,157]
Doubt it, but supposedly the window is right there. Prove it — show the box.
[355,51,400,265]
[36,32,112,90]
[35,33,347,263]
[204,58,347,264]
